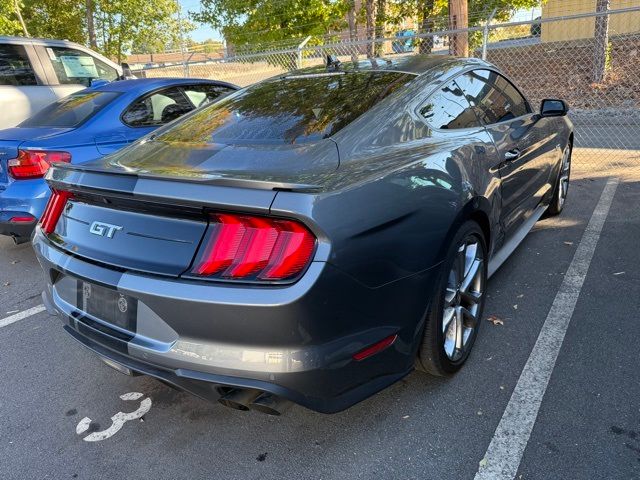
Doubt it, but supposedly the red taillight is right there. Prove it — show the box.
[8,149,71,179]
[193,213,316,281]
[9,215,35,223]
[40,190,73,234]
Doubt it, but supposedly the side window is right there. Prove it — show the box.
[47,47,118,86]
[493,74,531,117]
[182,84,236,108]
[122,87,193,127]
[0,44,37,86]
[458,70,530,125]
[419,80,481,130]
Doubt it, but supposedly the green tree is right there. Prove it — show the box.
[21,0,85,43]
[191,0,349,51]
[0,1,23,36]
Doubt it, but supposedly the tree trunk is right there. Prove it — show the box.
[86,0,97,49]
[593,0,610,83]
[365,0,375,58]
[418,0,435,54]
[449,0,468,57]
[374,0,385,56]
[347,0,358,63]
[13,0,29,37]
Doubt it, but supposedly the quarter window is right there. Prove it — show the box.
[47,47,118,86]
[0,44,37,86]
[419,80,481,130]
[456,70,530,125]
[123,87,193,127]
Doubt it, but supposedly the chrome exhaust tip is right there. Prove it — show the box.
[249,393,292,416]
[217,388,262,411]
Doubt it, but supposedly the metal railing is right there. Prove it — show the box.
[138,7,640,171]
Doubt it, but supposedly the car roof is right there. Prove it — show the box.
[90,78,239,93]
[285,54,491,77]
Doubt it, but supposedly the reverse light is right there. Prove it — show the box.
[40,190,73,234]
[193,213,316,282]
[8,149,71,179]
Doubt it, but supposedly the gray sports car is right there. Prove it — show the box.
[33,55,573,415]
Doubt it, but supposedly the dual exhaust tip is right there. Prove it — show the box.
[218,388,291,416]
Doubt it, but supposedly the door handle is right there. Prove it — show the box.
[504,149,521,161]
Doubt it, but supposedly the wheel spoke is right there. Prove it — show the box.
[454,307,464,351]
[442,306,455,333]
[464,242,478,277]
[460,258,482,295]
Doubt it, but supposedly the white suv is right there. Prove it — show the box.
[0,36,122,129]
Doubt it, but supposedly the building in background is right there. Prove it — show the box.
[541,0,640,42]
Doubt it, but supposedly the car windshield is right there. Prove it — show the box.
[155,71,415,145]
[20,91,120,128]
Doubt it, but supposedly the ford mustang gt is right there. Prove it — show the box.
[33,55,573,415]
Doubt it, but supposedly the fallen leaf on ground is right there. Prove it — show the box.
[487,315,504,326]
[479,458,488,468]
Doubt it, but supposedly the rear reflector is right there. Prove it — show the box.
[9,215,36,223]
[353,335,398,361]
[40,190,73,234]
[193,213,316,281]
[8,150,71,179]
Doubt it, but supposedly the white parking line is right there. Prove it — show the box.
[0,305,46,329]
[475,177,619,480]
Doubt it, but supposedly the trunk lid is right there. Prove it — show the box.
[45,165,280,277]
[0,129,74,188]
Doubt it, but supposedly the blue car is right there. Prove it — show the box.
[0,77,238,242]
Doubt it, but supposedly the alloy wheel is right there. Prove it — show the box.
[442,235,485,362]
[557,145,571,210]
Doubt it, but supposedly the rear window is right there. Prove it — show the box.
[20,91,119,128]
[157,72,414,145]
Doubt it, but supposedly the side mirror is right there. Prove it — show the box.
[540,99,568,117]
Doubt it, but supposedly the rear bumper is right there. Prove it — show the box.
[0,179,49,240]
[0,211,36,240]
[34,229,438,413]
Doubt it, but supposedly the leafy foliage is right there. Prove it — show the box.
[191,0,350,50]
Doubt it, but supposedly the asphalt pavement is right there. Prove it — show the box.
[0,174,638,480]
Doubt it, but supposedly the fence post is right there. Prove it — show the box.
[297,36,312,69]
[481,8,497,61]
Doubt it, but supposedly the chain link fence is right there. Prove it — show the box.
[138,7,640,172]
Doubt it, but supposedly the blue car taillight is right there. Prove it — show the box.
[8,149,71,179]
[192,213,316,282]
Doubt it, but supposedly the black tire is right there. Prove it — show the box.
[416,220,488,376]
[546,142,572,217]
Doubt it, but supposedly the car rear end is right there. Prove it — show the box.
[0,90,119,242]
[34,164,422,413]
[33,69,424,413]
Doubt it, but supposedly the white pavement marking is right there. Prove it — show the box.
[475,177,619,480]
[76,392,152,442]
[0,305,46,329]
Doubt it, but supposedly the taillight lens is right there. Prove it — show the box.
[192,213,316,281]
[40,190,73,234]
[8,149,71,179]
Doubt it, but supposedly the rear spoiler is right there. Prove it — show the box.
[45,163,322,212]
